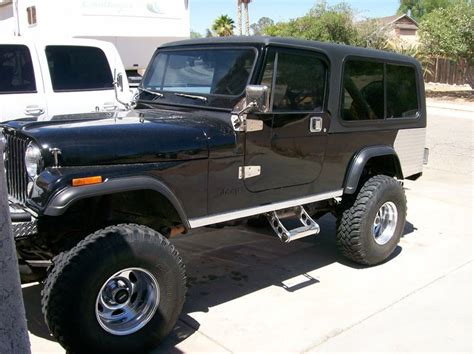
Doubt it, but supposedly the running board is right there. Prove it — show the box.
[267,206,320,243]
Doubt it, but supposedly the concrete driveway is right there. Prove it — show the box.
[25,104,473,353]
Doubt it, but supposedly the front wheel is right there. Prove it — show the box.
[336,175,407,265]
[41,224,186,354]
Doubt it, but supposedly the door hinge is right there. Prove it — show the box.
[238,165,261,179]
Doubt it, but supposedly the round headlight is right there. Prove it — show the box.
[25,142,42,178]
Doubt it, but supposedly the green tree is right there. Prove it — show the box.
[419,2,473,59]
[250,17,274,35]
[419,2,473,85]
[212,15,235,37]
[355,19,390,50]
[397,0,459,20]
[265,2,359,45]
[190,30,203,38]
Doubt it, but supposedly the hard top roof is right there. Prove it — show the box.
[159,36,419,65]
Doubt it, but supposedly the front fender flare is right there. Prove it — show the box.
[43,176,190,228]
[343,145,403,194]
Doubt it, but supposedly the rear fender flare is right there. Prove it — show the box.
[343,145,403,194]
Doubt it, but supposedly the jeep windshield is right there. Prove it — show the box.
[139,48,257,109]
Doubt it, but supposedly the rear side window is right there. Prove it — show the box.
[386,64,419,118]
[342,58,419,121]
[272,51,326,112]
[46,46,113,92]
[0,45,36,94]
[342,61,384,120]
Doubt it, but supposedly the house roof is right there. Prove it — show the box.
[378,14,419,28]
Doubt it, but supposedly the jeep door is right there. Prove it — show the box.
[243,47,329,192]
[0,43,48,121]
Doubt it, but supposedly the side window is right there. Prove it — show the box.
[260,50,276,94]
[342,60,384,121]
[46,46,113,91]
[0,45,36,94]
[386,64,419,118]
[272,51,326,112]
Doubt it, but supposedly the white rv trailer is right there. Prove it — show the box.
[0,0,190,82]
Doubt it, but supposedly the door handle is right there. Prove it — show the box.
[25,105,45,116]
[102,102,118,111]
[309,117,323,133]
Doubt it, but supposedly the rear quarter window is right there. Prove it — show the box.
[341,58,419,121]
[46,46,113,92]
[386,64,419,118]
[342,60,384,121]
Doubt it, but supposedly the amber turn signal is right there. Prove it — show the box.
[72,176,103,187]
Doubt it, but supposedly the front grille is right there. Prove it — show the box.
[4,133,29,204]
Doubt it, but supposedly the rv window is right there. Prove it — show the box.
[46,46,113,92]
[0,45,36,94]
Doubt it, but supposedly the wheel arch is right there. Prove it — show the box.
[43,176,190,229]
[343,145,403,194]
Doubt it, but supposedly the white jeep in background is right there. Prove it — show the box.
[0,37,131,121]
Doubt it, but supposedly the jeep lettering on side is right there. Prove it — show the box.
[2,37,426,353]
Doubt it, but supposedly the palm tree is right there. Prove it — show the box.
[242,0,252,36]
[212,15,235,37]
[237,1,243,35]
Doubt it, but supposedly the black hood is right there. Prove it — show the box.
[3,109,237,166]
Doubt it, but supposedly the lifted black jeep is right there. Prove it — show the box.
[3,37,426,353]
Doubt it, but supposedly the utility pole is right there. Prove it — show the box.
[0,141,31,354]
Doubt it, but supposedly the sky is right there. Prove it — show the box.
[190,0,400,35]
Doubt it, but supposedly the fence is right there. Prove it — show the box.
[424,57,473,86]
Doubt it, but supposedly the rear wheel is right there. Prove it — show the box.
[41,224,186,354]
[336,175,406,265]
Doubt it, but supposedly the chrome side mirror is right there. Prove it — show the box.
[231,85,270,132]
[113,69,136,110]
[115,72,124,92]
[244,85,270,114]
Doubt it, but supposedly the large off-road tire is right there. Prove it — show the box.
[41,224,186,354]
[336,175,407,265]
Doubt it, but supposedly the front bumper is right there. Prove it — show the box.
[9,202,38,240]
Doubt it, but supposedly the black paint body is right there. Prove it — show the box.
[3,37,426,226]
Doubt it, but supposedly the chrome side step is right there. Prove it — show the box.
[267,206,320,243]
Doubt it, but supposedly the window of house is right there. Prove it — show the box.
[0,45,36,94]
[46,46,113,91]
[271,51,326,112]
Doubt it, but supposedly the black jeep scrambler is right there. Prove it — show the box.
[3,37,426,353]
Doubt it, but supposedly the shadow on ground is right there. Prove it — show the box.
[23,214,414,353]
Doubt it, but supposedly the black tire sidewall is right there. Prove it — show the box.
[45,226,185,354]
[359,180,406,264]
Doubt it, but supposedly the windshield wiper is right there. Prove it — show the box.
[138,87,164,98]
[174,93,208,102]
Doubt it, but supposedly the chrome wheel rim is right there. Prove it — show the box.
[95,267,160,336]
[372,201,398,245]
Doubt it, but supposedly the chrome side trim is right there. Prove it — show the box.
[189,189,343,228]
